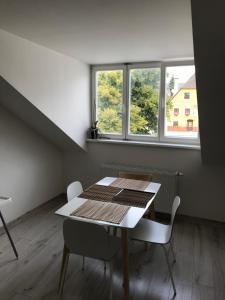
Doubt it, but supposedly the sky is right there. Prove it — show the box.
[166,65,195,93]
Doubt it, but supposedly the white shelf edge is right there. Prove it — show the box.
[86,139,201,150]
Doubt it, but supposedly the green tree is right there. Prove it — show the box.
[130,105,148,133]
[130,71,160,134]
[97,71,123,134]
[166,75,175,121]
[97,71,122,109]
[166,96,173,121]
[96,68,162,135]
[169,75,175,96]
[131,69,160,90]
[98,107,121,133]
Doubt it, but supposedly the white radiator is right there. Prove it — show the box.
[101,163,183,214]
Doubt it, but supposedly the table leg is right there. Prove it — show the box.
[0,211,18,258]
[121,228,129,300]
[145,202,156,251]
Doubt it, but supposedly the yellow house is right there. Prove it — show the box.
[167,74,198,134]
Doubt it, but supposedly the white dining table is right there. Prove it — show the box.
[55,177,161,300]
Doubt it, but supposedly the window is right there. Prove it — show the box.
[185,108,190,116]
[184,92,190,99]
[174,108,179,116]
[128,66,160,138]
[187,119,193,131]
[92,61,199,144]
[165,64,199,139]
[95,68,124,136]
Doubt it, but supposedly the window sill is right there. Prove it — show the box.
[86,138,201,150]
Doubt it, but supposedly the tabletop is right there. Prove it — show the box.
[55,177,161,229]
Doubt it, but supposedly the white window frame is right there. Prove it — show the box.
[184,92,190,99]
[126,62,161,142]
[160,61,200,145]
[92,64,126,140]
[91,60,200,145]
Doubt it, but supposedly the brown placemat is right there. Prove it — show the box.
[110,178,150,191]
[70,200,130,224]
[78,184,122,202]
[112,189,155,208]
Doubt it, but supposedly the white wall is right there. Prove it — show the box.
[191,0,225,164]
[0,105,64,224]
[64,142,225,223]
[0,29,90,150]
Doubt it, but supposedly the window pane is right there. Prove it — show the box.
[129,68,160,137]
[165,65,199,139]
[96,70,123,135]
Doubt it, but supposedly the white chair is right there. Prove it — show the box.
[58,219,121,298]
[0,196,18,258]
[66,181,108,272]
[130,196,180,296]
[67,181,83,202]
[67,181,88,270]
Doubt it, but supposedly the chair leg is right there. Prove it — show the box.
[148,202,156,220]
[82,256,85,271]
[59,246,70,295]
[144,242,149,251]
[113,227,117,236]
[109,261,113,300]
[58,245,67,293]
[0,211,18,259]
[144,203,155,251]
[170,241,176,264]
[104,261,107,274]
[161,245,176,296]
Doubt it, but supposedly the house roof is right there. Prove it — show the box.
[171,73,196,99]
[180,74,196,89]
[172,74,196,99]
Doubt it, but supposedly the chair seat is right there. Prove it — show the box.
[104,236,121,261]
[59,219,121,297]
[63,220,121,262]
[73,235,121,262]
[130,218,171,245]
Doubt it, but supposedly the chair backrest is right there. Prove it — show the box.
[67,181,83,202]
[162,196,180,244]
[119,171,152,181]
[63,219,116,260]
[170,196,180,226]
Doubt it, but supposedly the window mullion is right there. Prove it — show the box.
[124,64,129,140]
[159,63,166,142]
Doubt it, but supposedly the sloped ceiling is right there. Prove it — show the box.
[0,29,90,151]
[0,76,80,151]
[0,0,194,63]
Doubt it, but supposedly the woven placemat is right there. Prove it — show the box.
[110,178,150,191]
[112,189,155,208]
[70,200,130,224]
[78,184,122,202]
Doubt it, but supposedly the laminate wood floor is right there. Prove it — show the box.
[0,196,225,300]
